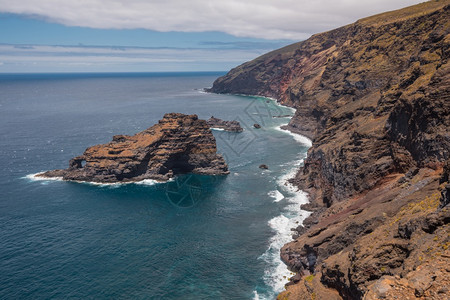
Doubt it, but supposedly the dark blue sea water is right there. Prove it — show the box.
[0,72,310,299]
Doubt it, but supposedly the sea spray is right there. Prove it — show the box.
[268,190,284,202]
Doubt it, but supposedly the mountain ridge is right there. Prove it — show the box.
[210,1,449,298]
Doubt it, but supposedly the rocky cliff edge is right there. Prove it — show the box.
[210,1,449,298]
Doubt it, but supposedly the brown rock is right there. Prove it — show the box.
[39,113,229,183]
[211,1,450,207]
[206,116,243,132]
[210,1,450,299]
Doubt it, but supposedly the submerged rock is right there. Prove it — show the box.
[206,116,243,132]
[39,113,229,183]
[259,164,268,169]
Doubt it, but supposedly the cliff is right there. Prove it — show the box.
[39,113,229,183]
[210,1,450,299]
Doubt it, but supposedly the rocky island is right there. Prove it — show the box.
[39,113,229,183]
[206,116,243,132]
[210,1,449,299]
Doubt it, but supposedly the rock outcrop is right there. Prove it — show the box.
[206,116,243,132]
[210,1,450,299]
[39,113,229,183]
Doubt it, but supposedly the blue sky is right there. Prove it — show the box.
[0,0,423,72]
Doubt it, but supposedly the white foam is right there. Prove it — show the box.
[268,190,285,202]
[25,172,63,181]
[257,95,312,147]
[257,96,295,113]
[134,179,160,186]
[258,154,311,296]
[24,172,167,187]
[239,94,313,297]
[84,181,127,187]
[261,186,310,293]
[276,125,312,147]
[197,88,209,94]
[210,127,226,131]
[252,290,260,300]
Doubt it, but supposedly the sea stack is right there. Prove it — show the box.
[39,113,229,183]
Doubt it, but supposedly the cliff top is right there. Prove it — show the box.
[358,0,449,27]
[222,0,449,78]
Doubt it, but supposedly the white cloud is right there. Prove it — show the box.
[0,0,424,40]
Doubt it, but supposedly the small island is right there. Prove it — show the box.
[38,113,229,183]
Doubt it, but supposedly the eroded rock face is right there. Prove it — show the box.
[210,1,450,299]
[211,1,450,207]
[39,113,229,183]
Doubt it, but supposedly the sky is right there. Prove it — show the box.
[0,0,424,73]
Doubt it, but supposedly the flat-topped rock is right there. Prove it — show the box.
[39,113,229,183]
[206,116,243,132]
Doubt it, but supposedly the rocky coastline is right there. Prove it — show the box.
[38,113,229,183]
[210,1,450,299]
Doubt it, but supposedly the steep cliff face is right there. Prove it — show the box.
[39,113,229,183]
[210,1,449,299]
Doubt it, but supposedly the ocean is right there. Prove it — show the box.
[0,72,310,299]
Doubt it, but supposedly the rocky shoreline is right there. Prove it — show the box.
[210,1,450,299]
[38,113,229,183]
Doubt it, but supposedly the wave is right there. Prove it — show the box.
[210,127,226,131]
[196,88,209,94]
[24,173,63,182]
[259,156,310,297]
[205,92,311,298]
[268,190,284,202]
[259,100,312,298]
[201,92,312,298]
[276,125,312,147]
[252,290,260,300]
[24,172,166,187]
[260,128,311,294]
[250,94,310,147]
[133,179,161,186]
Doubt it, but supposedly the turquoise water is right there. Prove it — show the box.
[0,73,310,299]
